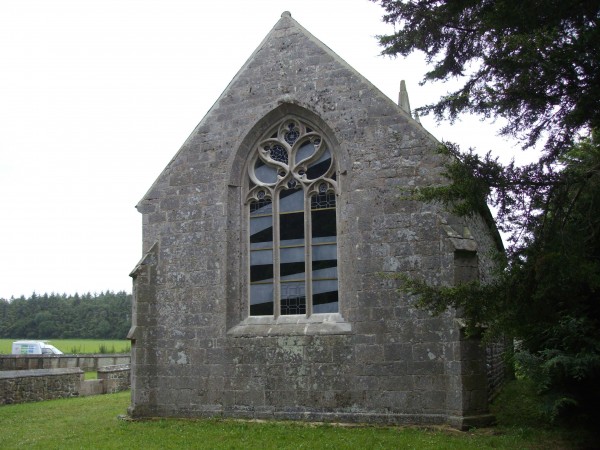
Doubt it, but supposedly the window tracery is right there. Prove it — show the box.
[247,118,338,317]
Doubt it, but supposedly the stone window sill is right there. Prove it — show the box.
[227,313,352,337]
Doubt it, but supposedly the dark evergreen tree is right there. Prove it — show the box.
[373,0,600,157]
[372,0,600,421]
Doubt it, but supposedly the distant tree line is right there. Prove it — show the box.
[0,291,131,339]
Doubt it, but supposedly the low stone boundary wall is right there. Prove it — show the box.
[0,368,83,405]
[0,354,130,372]
[98,364,130,394]
[0,365,131,405]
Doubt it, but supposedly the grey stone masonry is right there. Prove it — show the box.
[0,354,130,371]
[98,364,131,394]
[128,12,503,429]
[0,368,83,404]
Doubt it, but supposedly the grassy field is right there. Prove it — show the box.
[0,381,592,449]
[0,339,130,354]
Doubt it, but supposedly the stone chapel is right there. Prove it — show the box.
[128,12,504,429]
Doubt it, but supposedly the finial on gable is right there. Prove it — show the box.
[398,80,412,118]
[281,11,292,18]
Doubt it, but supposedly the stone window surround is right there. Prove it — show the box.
[229,111,351,337]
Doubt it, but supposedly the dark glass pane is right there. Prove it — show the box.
[311,209,336,238]
[295,141,315,164]
[250,200,273,244]
[250,222,273,244]
[312,290,339,313]
[311,189,338,312]
[254,159,278,184]
[250,228,273,244]
[250,199,274,316]
[280,261,306,278]
[250,283,273,316]
[280,212,304,241]
[250,300,274,316]
[311,259,337,272]
[279,187,303,212]
[306,158,331,179]
[250,264,273,282]
[306,148,331,179]
[279,188,306,316]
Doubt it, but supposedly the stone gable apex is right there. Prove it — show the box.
[208,11,418,129]
[137,11,433,208]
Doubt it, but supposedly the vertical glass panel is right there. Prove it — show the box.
[279,187,304,213]
[250,249,273,282]
[250,195,273,215]
[280,246,305,279]
[306,147,331,180]
[250,283,274,315]
[250,215,273,245]
[280,281,306,315]
[311,192,338,313]
[250,199,274,316]
[254,159,278,184]
[279,187,305,315]
[295,140,316,164]
[312,280,339,313]
[248,120,337,319]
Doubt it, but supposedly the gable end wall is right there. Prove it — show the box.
[129,13,499,428]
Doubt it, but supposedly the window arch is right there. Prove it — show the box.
[246,117,338,317]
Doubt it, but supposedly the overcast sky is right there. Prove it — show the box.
[0,0,524,299]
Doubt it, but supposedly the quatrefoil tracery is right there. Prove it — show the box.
[247,118,337,204]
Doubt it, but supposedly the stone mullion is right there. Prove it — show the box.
[305,188,313,317]
[273,187,281,318]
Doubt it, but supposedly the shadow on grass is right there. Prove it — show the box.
[490,379,597,449]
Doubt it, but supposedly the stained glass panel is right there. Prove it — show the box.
[250,198,274,315]
[295,141,316,164]
[279,187,305,315]
[254,159,278,184]
[248,118,337,317]
[280,281,306,315]
[306,148,331,180]
[311,192,338,313]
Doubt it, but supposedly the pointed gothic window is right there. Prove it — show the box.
[247,118,338,316]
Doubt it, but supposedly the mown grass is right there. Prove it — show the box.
[84,371,97,380]
[0,382,590,450]
[0,339,130,354]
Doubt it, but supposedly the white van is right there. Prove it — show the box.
[11,340,63,355]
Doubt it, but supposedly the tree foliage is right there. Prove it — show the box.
[372,0,600,421]
[374,0,600,158]
[0,291,131,340]
[404,136,600,419]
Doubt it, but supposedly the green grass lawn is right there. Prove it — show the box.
[0,383,590,450]
[0,339,130,354]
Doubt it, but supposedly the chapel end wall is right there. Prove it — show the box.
[128,12,499,426]
[129,134,494,425]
